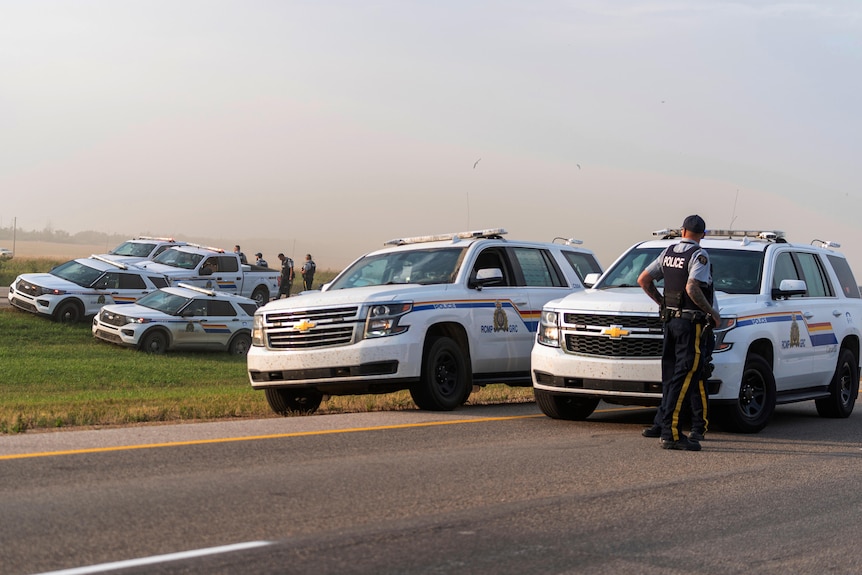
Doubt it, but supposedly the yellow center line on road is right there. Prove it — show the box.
[0,406,647,461]
[0,414,544,461]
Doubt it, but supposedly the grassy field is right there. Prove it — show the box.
[0,302,534,434]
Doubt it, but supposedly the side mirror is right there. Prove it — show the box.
[583,272,601,288]
[200,267,213,276]
[771,278,806,299]
[470,268,503,289]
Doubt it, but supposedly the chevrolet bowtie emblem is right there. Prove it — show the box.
[294,319,317,332]
[602,325,629,339]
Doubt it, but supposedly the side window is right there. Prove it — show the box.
[562,251,602,281]
[152,245,171,258]
[772,252,800,291]
[219,256,239,273]
[511,247,565,287]
[93,272,120,289]
[118,273,146,290]
[827,255,861,299]
[149,276,169,288]
[473,248,511,286]
[239,303,259,315]
[796,253,832,297]
[207,300,236,316]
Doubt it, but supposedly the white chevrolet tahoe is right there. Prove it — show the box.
[248,229,603,414]
[532,228,862,433]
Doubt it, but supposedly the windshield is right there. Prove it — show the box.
[110,241,156,257]
[153,248,204,270]
[328,247,466,289]
[51,260,105,287]
[597,246,765,295]
[135,290,191,315]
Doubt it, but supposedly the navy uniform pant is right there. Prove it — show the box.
[651,323,713,435]
[659,317,710,441]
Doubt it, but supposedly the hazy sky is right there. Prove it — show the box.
[1,1,860,270]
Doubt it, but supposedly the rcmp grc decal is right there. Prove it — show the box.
[737,312,837,349]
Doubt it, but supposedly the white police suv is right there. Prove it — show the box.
[93,283,259,354]
[248,228,603,414]
[8,255,169,323]
[100,236,188,264]
[532,228,862,433]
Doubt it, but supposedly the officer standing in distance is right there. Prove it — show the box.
[276,253,295,298]
[637,215,720,451]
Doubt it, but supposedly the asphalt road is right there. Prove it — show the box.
[2,401,862,575]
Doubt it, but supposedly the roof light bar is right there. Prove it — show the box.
[811,239,841,249]
[384,228,507,246]
[137,236,177,242]
[553,237,584,246]
[90,254,128,270]
[176,282,217,296]
[184,243,225,253]
[654,228,786,241]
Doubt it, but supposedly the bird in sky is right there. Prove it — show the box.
[473,158,481,169]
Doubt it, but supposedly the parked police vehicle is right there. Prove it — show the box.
[248,228,603,415]
[8,255,169,323]
[100,236,188,264]
[93,283,258,354]
[138,244,279,306]
[532,228,862,433]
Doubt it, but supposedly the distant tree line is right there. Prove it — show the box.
[0,225,227,251]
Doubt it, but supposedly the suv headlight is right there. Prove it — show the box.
[252,314,265,346]
[364,302,412,338]
[537,310,560,347]
[712,315,737,353]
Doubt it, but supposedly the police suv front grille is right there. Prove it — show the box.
[563,313,662,330]
[564,334,663,357]
[100,310,128,327]
[561,313,663,358]
[15,280,40,297]
[264,306,362,350]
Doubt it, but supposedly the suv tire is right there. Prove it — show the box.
[815,348,859,418]
[265,388,323,415]
[410,337,470,411]
[534,389,599,420]
[719,354,776,433]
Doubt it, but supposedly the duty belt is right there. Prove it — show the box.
[666,307,707,322]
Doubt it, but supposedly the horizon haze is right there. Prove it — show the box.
[2,1,860,271]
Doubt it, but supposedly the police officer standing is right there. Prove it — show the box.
[637,215,720,451]
[276,253,294,298]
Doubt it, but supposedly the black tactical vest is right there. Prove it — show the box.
[661,242,702,311]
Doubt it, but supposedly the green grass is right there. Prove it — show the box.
[0,256,65,286]
[0,307,534,434]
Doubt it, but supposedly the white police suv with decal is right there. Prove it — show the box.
[248,228,603,414]
[8,255,169,323]
[532,228,862,433]
[100,236,188,264]
[93,283,258,354]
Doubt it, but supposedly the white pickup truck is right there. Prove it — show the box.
[139,245,279,305]
[532,228,862,433]
[247,228,603,415]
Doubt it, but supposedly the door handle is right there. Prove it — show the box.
[803,312,814,319]
[833,310,843,317]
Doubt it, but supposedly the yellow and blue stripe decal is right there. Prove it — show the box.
[216,281,238,290]
[412,299,541,332]
[111,296,138,304]
[737,311,837,346]
[201,323,231,334]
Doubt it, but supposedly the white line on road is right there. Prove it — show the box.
[33,541,275,575]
